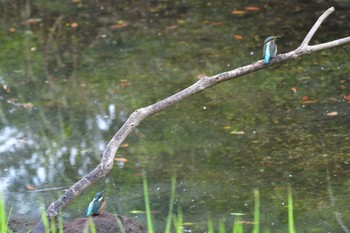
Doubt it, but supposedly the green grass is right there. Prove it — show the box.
[252,189,260,233]
[0,191,12,233]
[141,177,299,233]
[172,208,183,233]
[1,180,300,233]
[143,174,154,233]
[165,176,176,233]
[232,216,243,233]
[288,185,296,233]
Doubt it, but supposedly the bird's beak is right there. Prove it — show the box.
[274,35,281,40]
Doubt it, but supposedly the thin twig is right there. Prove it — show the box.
[298,7,335,49]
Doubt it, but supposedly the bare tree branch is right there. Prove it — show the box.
[32,6,350,232]
[298,7,335,49]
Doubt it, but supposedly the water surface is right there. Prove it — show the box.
[0,1,350,232]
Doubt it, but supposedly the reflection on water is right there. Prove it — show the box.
[0,0,350,231]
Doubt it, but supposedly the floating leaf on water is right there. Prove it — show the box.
[303,100,317,104]
[230,130,245,135]
[326,111,338,117]
[114,158,128,163]
[26,185,36,191]
[165,25,178,30]
[230,212,246,216]
[130,210,144,214]
[71,22,78,28]
[212,21,223,26]
[233,34,243,40]
[120,143,129,148]
[244,6,260,11]
[21,18,42,25]
[182,222,195,226]
[231,10,246,15]
[239,221,255,224]
[302,96,316,104]
[2,84,10,93]
[110,22,129,29]
[302,96,309,101]
[120,79,131,87]
[21,102,34,109]
[344,94,350,103]
[129,210,160,214]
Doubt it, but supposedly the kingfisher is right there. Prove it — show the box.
[86,190,106,217]
[263,36,280,64]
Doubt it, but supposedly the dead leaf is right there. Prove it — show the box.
[231,10,246,15]
[244,6,260,11]
[344,94,350,103]
[302,96,309,101]
[115,158,128,163]
[120,143,129,148]
[71,22,78,28]
[21,18,42,25]
[326,111,338,116]
[303,100,317,104]
[233,35,243,40]
[2,84,10,93]
[165,25,178,30]
[26,185,36,191]
[302,96,316,104]
[120,79,131,87]
[110,22,129,29]
[21,102,34,109]
[230,130,245,135]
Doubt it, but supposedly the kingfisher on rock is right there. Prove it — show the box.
[263,36,280,64]
[86,190,106,217]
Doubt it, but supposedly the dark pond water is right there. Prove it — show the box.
[1,0,350,232]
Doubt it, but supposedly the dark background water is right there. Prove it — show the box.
[0,0,350,232]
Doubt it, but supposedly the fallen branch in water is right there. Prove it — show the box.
[32,6,350,232]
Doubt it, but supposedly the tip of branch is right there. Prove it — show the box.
[328,6,335,12]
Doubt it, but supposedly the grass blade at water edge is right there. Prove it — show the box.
[232,216,243,233]
[0,191,8,233]
[50,216,56,233]
[114,215,126,233]
[207,214,214,233]
[173,208,183,233]
[219,219,226,233]
[165,176,176,233]
[143,175,154,233]
[252,189,260,233]
[58,214,64,233]
[89,217,97,233]
[288,185,296,233]
[40,203,50,233]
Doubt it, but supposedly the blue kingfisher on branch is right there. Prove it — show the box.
[263,36,281,64]
[86,190,106,217]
